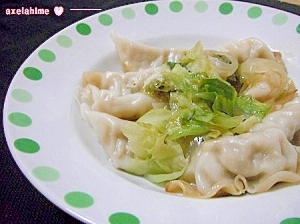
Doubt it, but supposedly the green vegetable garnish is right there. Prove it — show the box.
[119,42,271,183]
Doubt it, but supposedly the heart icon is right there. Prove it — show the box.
[54,6,64,16]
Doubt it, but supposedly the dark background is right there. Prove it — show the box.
[0,1,299,223]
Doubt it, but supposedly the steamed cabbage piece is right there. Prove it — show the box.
[142,42,271,140]
[77,35,300,197]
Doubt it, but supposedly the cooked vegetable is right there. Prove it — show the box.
[119,42,271,182]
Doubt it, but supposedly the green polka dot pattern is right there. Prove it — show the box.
[109,212,140,224]
[219,2,234,15]
[8,112,32,127]
[11,89,32,103]
[38,49,56,62]
[4,1,300,223]
[64,191,94,208]
[99,14,113,26]
[57,1,299,35]
[33,166,60,182]
[272,13,288,25]
[122,8,135,19]
[194,1,208,13]
[14,138,40,153]
[169,1,183,13]
[76,23,92,35]
[56,35,73,48]
[248,6,262,19]
[23,67,42,80]
[280,218,300,224]
[145,3,159,15]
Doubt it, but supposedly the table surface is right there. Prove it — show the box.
[1,0,299,223]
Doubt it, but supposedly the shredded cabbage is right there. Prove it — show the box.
[119,42,271,183]
[120,111,188,183]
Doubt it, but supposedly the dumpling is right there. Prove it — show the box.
[82,68,157,94]
[82,109,188,181]
[111,32,184,72]
[250,96,300,140]
[77,68,162,120]
[219,38,296,108]
[82,110,134,170]
[219,37,276,63]
[237,58,296,107]
[166,97,300,198]
[166,128,300,198]
[78,84,158,120]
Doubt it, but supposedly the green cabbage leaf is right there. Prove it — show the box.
[119,42,271,183]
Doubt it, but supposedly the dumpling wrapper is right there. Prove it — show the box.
[77,68,162,120]
[250,96,300,140]
[111,32,184,72]
[166,97,300,198]
[166,128,300,198]
[237,58,296,108]
[219,37,276,63]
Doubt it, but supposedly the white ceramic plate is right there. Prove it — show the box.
[3,1,300,223]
